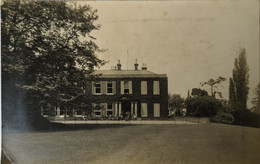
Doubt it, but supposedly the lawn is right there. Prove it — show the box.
[2,124,260,164]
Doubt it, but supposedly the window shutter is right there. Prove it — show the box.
[154,103,160,117]
[100,103,107,116]
[141,103,148,117]
[141,81,147,95]
[153,81,160,95]
[120,81,124,94]
[112,81,116,95]
[92,82,95,94]
[101,81,107,95]
[129,81,132,94]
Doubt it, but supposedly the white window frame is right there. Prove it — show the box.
[141,103,148,117]
[94,82,101,95]
[121,81,132,94]
[107,103,113,116]
[75,109,82,117]
[93,103,101,116]
[106,82,113,95]
[154,103,160,117]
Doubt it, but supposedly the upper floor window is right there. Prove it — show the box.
[153,81,160,95]
[124,81,130,94]
[141,81,147,95]
[92,81,116,95]
[94,82,101,94]
[107,82,113,94]
[121,81,132,94]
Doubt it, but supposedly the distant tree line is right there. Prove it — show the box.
[168,48,260,127]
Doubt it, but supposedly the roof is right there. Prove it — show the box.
[92,69,167,78]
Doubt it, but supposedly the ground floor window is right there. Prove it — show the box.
[141,103,148,117]
[154,103,160,117]
[76,109,82,115]
[93,103,101,116]
[107,103,113,116]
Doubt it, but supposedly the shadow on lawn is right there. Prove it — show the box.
[2,121,137,134]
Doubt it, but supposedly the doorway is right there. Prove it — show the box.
[121,101,131,118]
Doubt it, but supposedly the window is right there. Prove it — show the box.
[154,103,160,117]
[121,81,132,94]
[76,109,82,115]
[124,81,129,94]
[153,81,160,95]
[141,81,147,95]
[93,103,101,116]
[141,103,148,117]
[107,82,113,94]
[94,82,101,94]
[107,103,113,116]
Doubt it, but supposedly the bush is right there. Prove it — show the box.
[211,112,234,124]
[233,110,260,128]
[186,96,221,117]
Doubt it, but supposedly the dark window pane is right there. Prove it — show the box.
[107,88,113,93]
[96,88,101,93]
[124,89,129,94]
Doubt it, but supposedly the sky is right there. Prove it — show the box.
[79,0,259,108]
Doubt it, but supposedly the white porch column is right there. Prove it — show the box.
[135,102,137,117]
[119,102,122,116]
[131,102,134,118]
[115,103,118,116]
[57,106,60,117]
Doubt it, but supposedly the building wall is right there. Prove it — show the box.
[85,77,168,118]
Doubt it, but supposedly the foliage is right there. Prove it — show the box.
[211,111,234,124]
[185,96,221,117]
[168,94,185,115]
[251,82,260,114]
[191,88,208,97]
[1,1,104,112]
[200,76,226,98]
[233,110,260,128]
[229,48,249,110]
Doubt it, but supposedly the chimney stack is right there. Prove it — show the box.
[141,63,147,70]
[134,59,138,71]
[117,60,121,71]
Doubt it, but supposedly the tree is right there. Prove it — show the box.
[200,76,226,98]
[1,1,104,130]
[191,88,208,97]
[229,48,249,110]
[251,82,260,113]
[168,94,185,115]
[185,96,221,117]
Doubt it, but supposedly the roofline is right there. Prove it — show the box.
[94,74,167,78]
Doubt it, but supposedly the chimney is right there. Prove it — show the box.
[117,60,121,71]
[134,59,138,71]
[141,63,147,70]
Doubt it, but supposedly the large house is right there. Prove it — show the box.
[42,60,168,119]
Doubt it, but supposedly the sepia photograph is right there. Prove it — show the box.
[1,0,260,163]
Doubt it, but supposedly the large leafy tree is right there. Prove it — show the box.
[229,48,249,110]
[2,1,104,130]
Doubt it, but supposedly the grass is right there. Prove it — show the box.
[2,124,260,164]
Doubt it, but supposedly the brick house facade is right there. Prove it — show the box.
[42,61,168,119]
[85,61,168,119]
